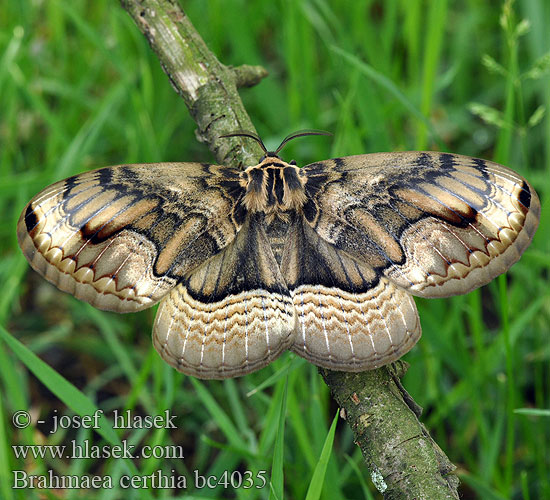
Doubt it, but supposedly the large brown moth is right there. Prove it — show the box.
[17,131,540,379]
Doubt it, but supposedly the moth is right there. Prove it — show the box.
[18,130,540,379]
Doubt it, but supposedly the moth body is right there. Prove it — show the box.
[240,156,307,223]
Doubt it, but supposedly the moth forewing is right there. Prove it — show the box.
[17,163,246,313]
[300,151,540,299]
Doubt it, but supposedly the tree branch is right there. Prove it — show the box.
[121,0,266,168]
[120,1,460,497]
[321,363,459,499]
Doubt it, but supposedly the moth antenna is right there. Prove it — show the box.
[219,130,268,154]
[274,129,332,155]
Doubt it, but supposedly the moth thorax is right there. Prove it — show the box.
[241,161,307,220]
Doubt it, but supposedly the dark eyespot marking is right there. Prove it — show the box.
[25,204,40,233]
[518,181,532,211]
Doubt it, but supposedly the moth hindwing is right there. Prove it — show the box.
[18,148,540,378]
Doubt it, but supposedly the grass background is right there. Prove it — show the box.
[1,0,549,498]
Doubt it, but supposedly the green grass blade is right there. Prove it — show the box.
[55,79,130,179]
[258,373,287,456]
[269,376,288,500]
[459,472,508,500]
[330,45,443,149]
[514,408,550,417]
[190,378,247,453]
[0,392,15,500]
[344,453,376,500]
[305,411,338,500]
[417,0,448,149]
[0,325,138,475]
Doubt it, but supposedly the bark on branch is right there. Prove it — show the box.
[121,0,266,168]
[120,1,460,498]
[321,363,459,499]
